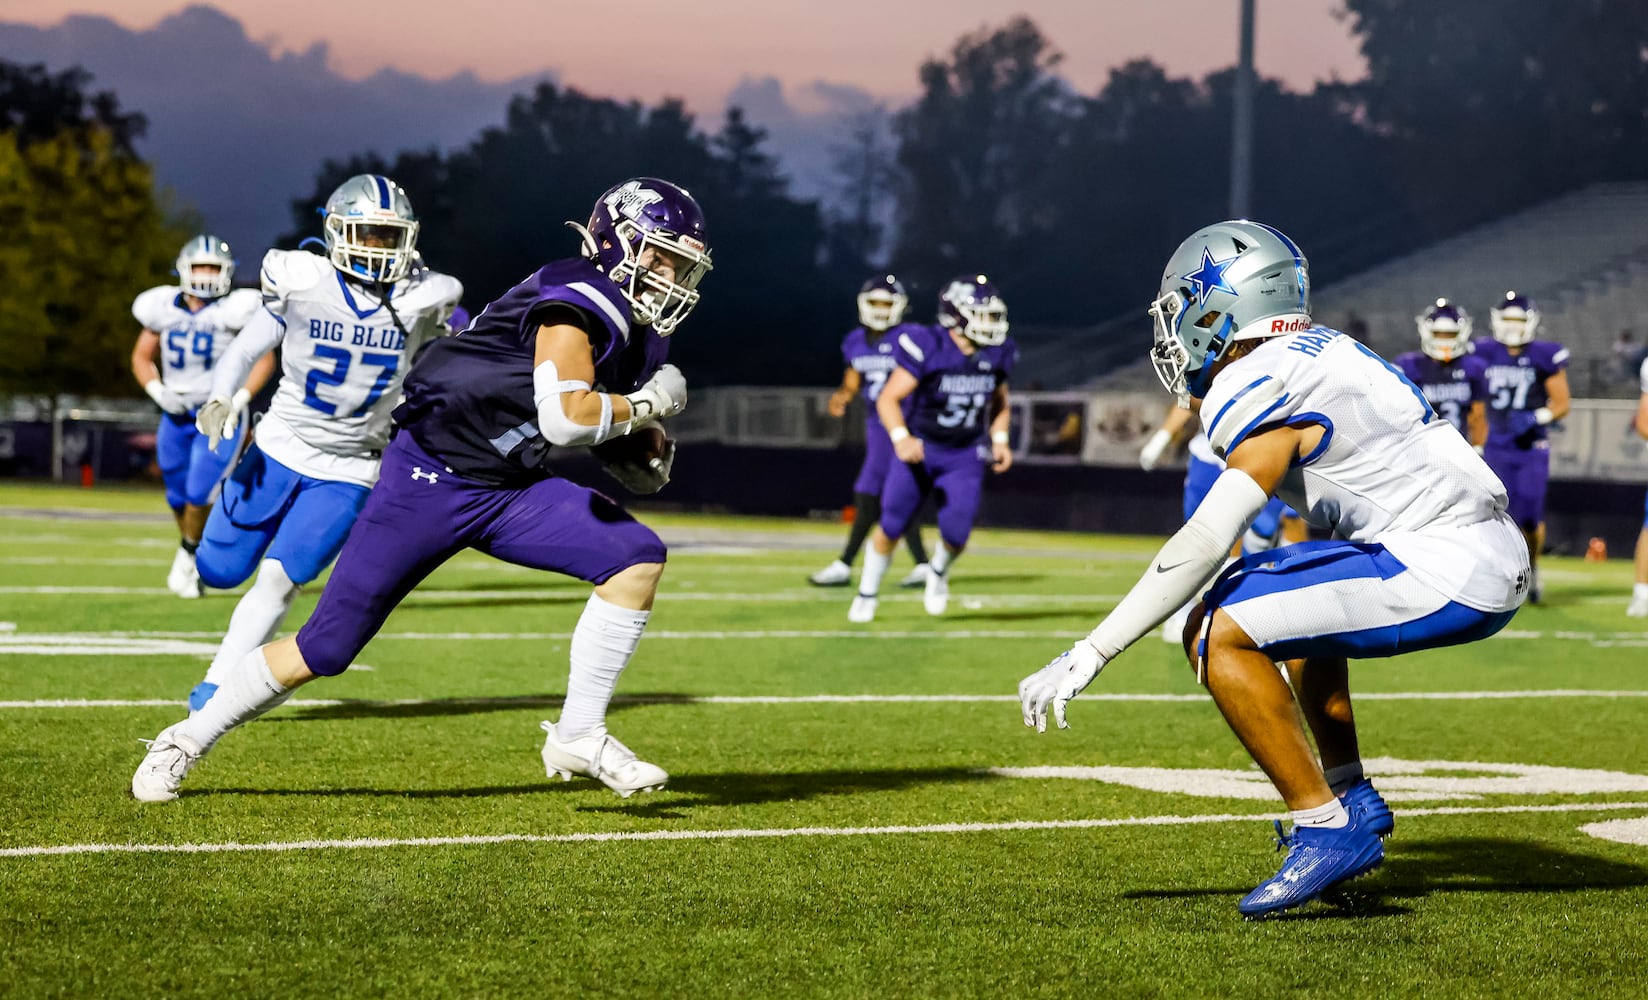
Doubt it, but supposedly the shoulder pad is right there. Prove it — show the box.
[220,288,264,328]
[1203,371,1295,458]
[259,249,331,315]
[399,269,464,314]
[131,285,177,329]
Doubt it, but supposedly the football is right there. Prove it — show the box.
[591,425,668,467]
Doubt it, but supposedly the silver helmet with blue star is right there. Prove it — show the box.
[1148,220,1311,398]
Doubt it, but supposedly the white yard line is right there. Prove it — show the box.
[4,801,1646,859]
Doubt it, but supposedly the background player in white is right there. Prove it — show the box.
[1019,221,1526,918]
[1631,355,1648,617]
[129,235,272,597]
[183,174,461,712]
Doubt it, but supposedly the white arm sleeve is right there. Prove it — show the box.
[1085,469,1271,660]
[209,308,283,400]
[533,359,626,446]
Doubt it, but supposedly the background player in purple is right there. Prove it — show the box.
[809,275,931,589]
[848,274,1015,623]
[1394,298,1488,448]
[133,177,712,802]
[1472,291,1570,602]
[1630,355,1648,618]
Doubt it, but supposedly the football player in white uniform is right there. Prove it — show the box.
[183,175,461,713]
[1019,221,1527,918]
[129,235,272,597]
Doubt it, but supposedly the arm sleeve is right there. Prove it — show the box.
[209,308,283,399]
[1085,469,1271,661]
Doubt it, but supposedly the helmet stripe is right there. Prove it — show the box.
[372,175,391,210]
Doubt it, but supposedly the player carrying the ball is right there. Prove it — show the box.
[133,177,711,802]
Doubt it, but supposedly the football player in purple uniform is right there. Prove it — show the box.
[1393,299,1488,448]
[848,275,1015,623]
[1472,292,1570,602]
[1630,356,1648,617]
[133,178,711,802]
[809,275,931,589]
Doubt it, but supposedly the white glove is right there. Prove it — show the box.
[220,388,253,444]
[1138,428,1172,471]
[1019,641,1106,732]
[195,395,234,449]
[144,379,187,416]
[624,364,687,428]
[600,438,676,494]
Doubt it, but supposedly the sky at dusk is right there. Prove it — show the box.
[7,1,1367,112]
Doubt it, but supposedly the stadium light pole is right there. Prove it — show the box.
[1230,0,1256,219]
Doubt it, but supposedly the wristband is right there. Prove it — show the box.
[889,426,910,443]
[991,430,1010,445]
[1534,407,1554,426]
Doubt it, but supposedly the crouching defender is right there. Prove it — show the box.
[1018,221,1527,918]
[133,178,712,802]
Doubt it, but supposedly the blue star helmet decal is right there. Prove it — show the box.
[1182,247,1239,304]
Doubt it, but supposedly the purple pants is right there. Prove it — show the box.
[295,433,666,676]
[853,419,897,495]
[880,441,987,549]
[1484,444,1550,530]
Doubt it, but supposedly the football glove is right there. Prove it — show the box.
[624,364,687,428]
[600,438,676,495]
[144,379,188,416]
[195,395,235,449]
[1019,641,1106,732]
[1138,428,1173,471]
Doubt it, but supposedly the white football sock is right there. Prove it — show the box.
[202,559,298,687]
[930,545,956,577]
[858,547,891,597]
[176,646,291,752]
[1291,797,1350,830]
[558,593,650,739]
[1323,762,1366,796]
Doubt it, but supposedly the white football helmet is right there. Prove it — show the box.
[175,234,235,299]
[1149,220,1311,398]
[322,174,420,284]
[1490,291,1540,346]
[1417,298,1473,362]
[857,275,908,332]
[937,275,1009,346]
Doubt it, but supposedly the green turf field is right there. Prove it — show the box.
[3,482,1647,998]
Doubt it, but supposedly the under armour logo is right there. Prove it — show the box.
[411,467,439,484]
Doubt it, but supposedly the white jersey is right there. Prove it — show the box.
[131,286,262,406]
[1187,428,1220,466]
[254,249,462,487]
[1201,327,1524,613]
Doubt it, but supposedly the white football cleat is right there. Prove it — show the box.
[131,724,204,802]
[166,548,203,599]
[540,721,666,798]
[1628,593,1648,618]
[808,559,852,586]
[898,563,930,588]
[848,594,878,623]
[923,570,949,616]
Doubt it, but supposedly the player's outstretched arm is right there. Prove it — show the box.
[207,309,282,403]
[532,323,685,445]
[1020,423,1303,731]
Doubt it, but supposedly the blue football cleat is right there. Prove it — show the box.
[1238,814,1385,919]
[1340,778,1394,838]
[187,682,219,713]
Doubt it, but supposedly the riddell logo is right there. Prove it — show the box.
[1269,317,1312,333]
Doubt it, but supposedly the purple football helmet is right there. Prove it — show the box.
[1490,290,1540,346]
[572,178,712,336]
[857,275,908,332]
[937,274,1009,346]
[1416,298,1473,362]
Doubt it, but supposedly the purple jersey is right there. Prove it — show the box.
[1472,339,1569,450]
[842,322,921,414]
[1393,350,1487,439]
[892,325,1016,448]
[395,258,665,486]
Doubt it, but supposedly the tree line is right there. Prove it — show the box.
[3,0,1646,394]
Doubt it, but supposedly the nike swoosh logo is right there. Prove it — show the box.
[1156,559,1191,573]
